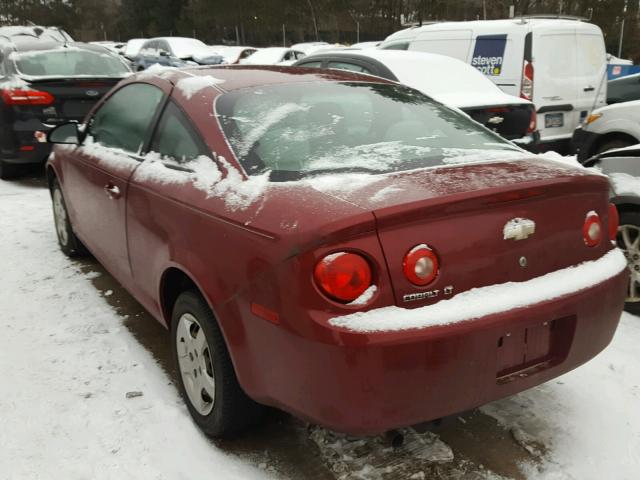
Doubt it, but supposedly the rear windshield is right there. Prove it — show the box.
[13,48,130,78]
[216,82,521,180]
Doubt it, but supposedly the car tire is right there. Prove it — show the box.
[597,139,634,156]
[50,178,88,257]
[0,160,21,180]
[617,210,640,316]
[171,290,264,437]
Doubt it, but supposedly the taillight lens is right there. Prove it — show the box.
[527,107,537,134]
[403,245,439,286]
[583,212,602,247]
[314,252,372,303]
[521,61,534,100]
[1,88,54,105]
[608,204,619,241]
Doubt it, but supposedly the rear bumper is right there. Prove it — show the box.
[572,127,601,164]
[1,142,51,166]
[234,260,627,435]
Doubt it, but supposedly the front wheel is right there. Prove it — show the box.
[617,210,640,315]
[171,291,264,437]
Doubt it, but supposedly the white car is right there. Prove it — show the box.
[295,49,537,146]
[380,18,608,151]
[291,42,329,54]
[211,46,257,64]
[242,47,306,66]
[123,38,147,59]
[573,100,640,162]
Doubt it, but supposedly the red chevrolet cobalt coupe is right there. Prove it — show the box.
[46,66,628,438]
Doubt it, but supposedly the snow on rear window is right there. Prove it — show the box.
[216,82,521,181]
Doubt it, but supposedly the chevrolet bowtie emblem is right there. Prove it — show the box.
[503,218,536,241]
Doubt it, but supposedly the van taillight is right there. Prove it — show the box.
[608,204,619,241]
[1,88,54,106]
[521,61,534,100]
[527,107,537,134]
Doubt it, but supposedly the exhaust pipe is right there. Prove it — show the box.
[385,429,404,448]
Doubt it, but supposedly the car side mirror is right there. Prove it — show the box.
[48,122,79,145]
[159,51,169,57]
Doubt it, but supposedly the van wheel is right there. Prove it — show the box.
[51,179,88,257]
[597,139,634,156]
[0,161,21,180]
[171,291,264,437]
[617,210,640,316]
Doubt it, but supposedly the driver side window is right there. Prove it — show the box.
[90,83,164,154]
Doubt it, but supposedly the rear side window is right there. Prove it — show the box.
[90,83,164,153]
[380,42,409,50]
[327,61,373,75]
[298,61,322,69]
[151,101,207,162]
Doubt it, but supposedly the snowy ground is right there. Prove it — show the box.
[1,175,639,480]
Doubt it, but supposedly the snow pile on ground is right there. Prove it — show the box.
[176,75,225,100]
[330,248,626,332]
[309,426,506,480]
[482,312,640,480]
[0,181,273,480]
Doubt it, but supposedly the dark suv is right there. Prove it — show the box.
[0,36,130,179]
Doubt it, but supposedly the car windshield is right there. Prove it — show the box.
[216,82,522,180]
[13,48,129,77]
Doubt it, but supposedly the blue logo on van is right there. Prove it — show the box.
[471,34,507,76]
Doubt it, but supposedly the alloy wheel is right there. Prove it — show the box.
[618,224,640,303]
[175,313,216,415]
[52,188,69,247]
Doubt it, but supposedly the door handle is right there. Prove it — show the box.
[104,183,121,199]
[583,86,595,92]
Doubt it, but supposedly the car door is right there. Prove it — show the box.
[61,81,168,284]
[126,99,212,315]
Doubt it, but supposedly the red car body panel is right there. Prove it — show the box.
[48,66,627,435]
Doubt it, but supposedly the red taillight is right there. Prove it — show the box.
[1,88,54,106]
[527,107,537,134]
[314,252,372,303]
[583,212,602,247]
[19,145,35,151]
[521,61,534,100]
[403,244,439,286]
[608,204,619,241]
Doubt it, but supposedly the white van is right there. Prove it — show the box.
[380,18,608,151]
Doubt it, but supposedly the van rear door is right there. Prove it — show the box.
[575,31,607,121]
[533,28,579,142]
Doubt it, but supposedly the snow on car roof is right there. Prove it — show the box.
[138,65,395,91]
[306,49,531,109]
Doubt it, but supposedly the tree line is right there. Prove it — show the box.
[1,0,638,60]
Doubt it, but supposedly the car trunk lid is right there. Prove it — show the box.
[14,77,122,124]
[463,103,535,140]
[315,158,612,308]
